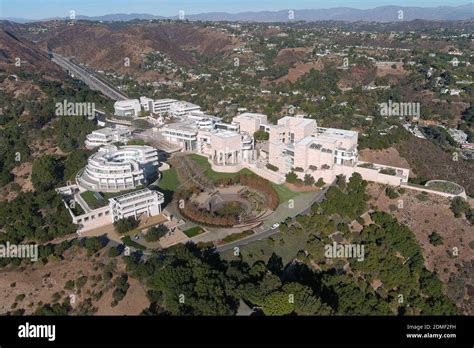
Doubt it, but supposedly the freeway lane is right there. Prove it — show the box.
[215,184,331,253]
[51,53,129,101]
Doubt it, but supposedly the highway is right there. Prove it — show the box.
[215,184,331,253]
[51,52,129,101]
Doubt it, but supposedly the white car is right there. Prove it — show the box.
[271,223,280,230]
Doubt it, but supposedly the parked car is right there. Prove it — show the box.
[271,223,280,230]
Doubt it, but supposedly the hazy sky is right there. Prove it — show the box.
[1,0,471,19]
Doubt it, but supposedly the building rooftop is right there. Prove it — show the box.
[163,122,199,134]
[114,99,140,108]
[155,98,178,104]
[172,101,201,110]
[318,127,358,139]
[110,188,162,205]
[297,136,315,146]
[234,112,267,121]
[278,116,316,128]
[92,127,131,136]
[211,129,240,139]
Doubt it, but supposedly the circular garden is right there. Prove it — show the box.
[176,173,279,227]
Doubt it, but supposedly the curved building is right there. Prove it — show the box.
[77,145,159,192]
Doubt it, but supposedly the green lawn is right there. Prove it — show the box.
[158,168,181,191]
[188,154,302,203]
[189,154,254,182]
[271,183,303,202]
[80,191,108,209]
[183,226,205,238]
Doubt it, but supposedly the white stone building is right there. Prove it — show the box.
[140,97,178,115]
[169,101,201,117]
[114,99,141,117]
[84,127,133,149]
[76,145,159,192]
[267,116,409,186]
[232,112,268,135]
[109,188,164,222]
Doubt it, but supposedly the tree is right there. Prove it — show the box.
[303,174,315,186]
[253,130,269,141]
[261,291,294,316]
[336,175,347,191]
[144,225,169,242]
[285,171,299,184]
[31,155,62,192]
[114,217,139,234]
[267,253,283,275]
[82,237,106,256]
[428,231,443,246]
[282,283,331,315]
[315,178,325,187]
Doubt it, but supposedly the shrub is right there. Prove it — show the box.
[285,171,299,184]
[385,187,399,199]
[428,231,443,246]
[64,280,75,290]
[76,276,88,288]
[315,178,325,187]
[15,294,26,302]
[112,274,129,303]
[304,174,315,186]
[450,197,470,218]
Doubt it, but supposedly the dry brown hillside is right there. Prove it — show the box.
[395,136,474,197]
[273,47,308,66]
[0,27,63,75]
[31,22,240,73]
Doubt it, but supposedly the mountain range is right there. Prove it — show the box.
[2,4,473,23]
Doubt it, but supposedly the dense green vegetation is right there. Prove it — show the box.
[124,173,460,316]
[0,71,109,243]
[114,217,139,234]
